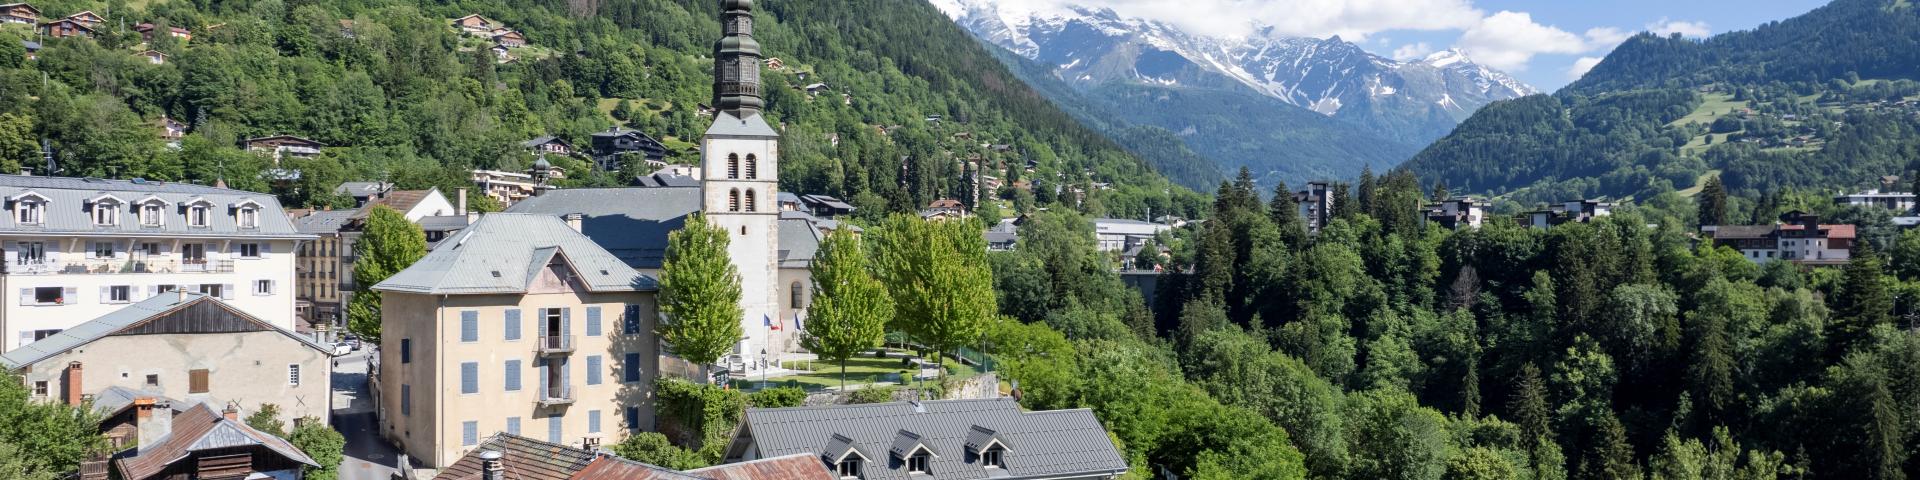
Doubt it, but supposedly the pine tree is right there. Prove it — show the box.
[1577,411,1642,480]
[1829,241,1892,358]
[1357,166,1378,218]
[348,205,426,342]
[657,213,745,383]
[1510,363,1552,447]
[1430,180,1450,203]
[1269,181,1307,247]
[1686,309,1735,431]
[1698,175,1729,226]
[800,226,893,389]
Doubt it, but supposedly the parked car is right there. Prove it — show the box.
[343,335,363,351]
[332,343,352,356]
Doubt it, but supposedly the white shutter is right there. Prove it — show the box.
[146,285,157,299]
[18,288,30,306]
[99,286,109,303]
[2,240,12,264]
[221,284,234,300]
[62,287,76,305]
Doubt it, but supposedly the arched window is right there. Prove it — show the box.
[728,189,741,212]
[790,281,805,308]
[744,189,757,212]
[744,154,758,179]
[727,154,740,179]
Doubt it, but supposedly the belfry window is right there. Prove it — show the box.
[745,154,758,179]
[744,189,756,212]
[728,189,741,212]
[727,154,740,179]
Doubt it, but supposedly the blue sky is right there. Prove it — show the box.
[994,0,1832,91]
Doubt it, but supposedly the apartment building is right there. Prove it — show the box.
[292,209,353,340]
[0,175,307,352]
[373,213,660,467]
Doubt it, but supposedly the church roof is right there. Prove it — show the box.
[705,111,779,138]
[373,213,656,294]
[505,188,826,270]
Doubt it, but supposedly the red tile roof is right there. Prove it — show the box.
[114,403,317,479]
[685,454,837,480]
[569,457,703,480]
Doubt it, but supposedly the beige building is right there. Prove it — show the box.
[292,209,353,340]
[0,292,334,427]
[373,213,660,468]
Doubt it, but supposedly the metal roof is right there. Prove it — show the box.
[685,454,837,480]
[373,213,656,294]
[632,173,701,188]
[734,398,1127,480]
[333,181,390,197]
[0,175,306,238]
[1,292,331,370]
[705,111,779,138]
[293,209,356,234]
[504,188,701,269]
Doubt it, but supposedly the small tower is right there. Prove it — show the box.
[700,0,782,362]
[528,155,553,196]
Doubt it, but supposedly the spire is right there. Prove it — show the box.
[712,0,763,117]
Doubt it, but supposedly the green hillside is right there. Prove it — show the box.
[1401,0,1920,204]
[0,0,1207,219]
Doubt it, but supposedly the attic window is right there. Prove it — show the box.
[237,206,259,229]
[982,446,1004,469]
[491,271,502,278]
[908,453,931,474]
[837,458,862,478]
[12,192,47,225]
[600,269,610,275]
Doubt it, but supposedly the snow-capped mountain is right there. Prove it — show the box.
[934,0,1537,144]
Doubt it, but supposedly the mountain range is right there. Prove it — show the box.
[932,0,1538,187]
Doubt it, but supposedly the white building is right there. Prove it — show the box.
[1425,198,1487,230]
[1835,189,1916,212]
[1092,218,1170,252]
[0,175,308,352]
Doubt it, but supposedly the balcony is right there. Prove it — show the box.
[537,335,575,355]
[5,258,234,275]
[537,385,574,407]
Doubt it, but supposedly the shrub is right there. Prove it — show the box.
[289,417,345,480]
[611,432,708,470]
[748,386,807,408]
[850,385,897,404]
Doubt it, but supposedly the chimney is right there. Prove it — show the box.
[479,450,505,480]
[563,213,583,233]
[456,187,469,216]
[223,404,240,421]
[63,362,83,406]
[135,398,172,451]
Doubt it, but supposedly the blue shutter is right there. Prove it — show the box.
[461,311,478,342]
[622,305,639,335]
[460,362,478,394]
[507,417,521,436]
[586,355,602,385]
[537,309,549,339]
[623,353,640,383]
[560,357,571,392]
[548,415,562,443]
[505,309,521,341]
[625,407,639,430]
[462,421,477,446]
[537,358,548,396]
[505,360,521,391]
[586,306,602,337]
[561,307,572,339]
[588,410,601,434]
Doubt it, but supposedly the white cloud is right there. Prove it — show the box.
[1567,56,1604,80]
[1583,27,1632,49]
[1647,18,1711,37]
[1392,42,1435,61]
[1453,11,1589,71]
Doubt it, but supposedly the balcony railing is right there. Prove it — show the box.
[538,335,575,355]
[5,258,234,275]
[538,385,574,407]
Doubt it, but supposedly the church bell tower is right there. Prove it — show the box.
[700,0,782,363]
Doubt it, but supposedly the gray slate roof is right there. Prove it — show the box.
[0,292,332,370]
[0,175,306,238]
[506,188,827,270]
[332,181,390,198]
[734,398,1128,480]
[777,216,821,269]
[293,209,356,234]
[706,111,780,138]
[633,173,701,188]
[373,213,656,295]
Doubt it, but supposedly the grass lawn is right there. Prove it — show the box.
[1677,169,1722,197]
[733,351,982,391]
[1669,92,1745,128]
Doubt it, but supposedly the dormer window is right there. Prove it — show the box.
[966,425,1010,471]
[982,446,1004,469]
[837,458,862,478]
[189,205,209,227]
[234,201,262,229]
[140,202,165,226]
[11,192,48,225]
[892,430,938,476]
[908,453,931,474]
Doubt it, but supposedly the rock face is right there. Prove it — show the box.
[935,0,1537,145]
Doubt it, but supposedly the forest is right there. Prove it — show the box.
[0,0,1208,221]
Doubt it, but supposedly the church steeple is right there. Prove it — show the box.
[712,0,764,117]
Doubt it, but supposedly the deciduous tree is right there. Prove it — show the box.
[801,226,893,389]
[657,213,744,383]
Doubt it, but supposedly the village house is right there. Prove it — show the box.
[39,17,94,38]
[333,181,393,207]
[21,40,39,60]
[1703,212,1856,266]
[138,49,168,65]
[109,400,320,480]
[798,194,856,218]
[763,57,785,70]
[1092,217,1170,252]
[0,292,334,427]
[522,135,576,156]
[1834,188,1915,212]
[0,2,37,24]
[1424,197,1488,230]
[155,116,186,140]
[472,163,562,207]
[722,398,1130,480]
[433,433,835,480]
[588,127,670,170]
[492,29,526,48]
[0,175,306,353]
[62,9,101,27]
[134,22,191,42]
[241,135,325,162]
[1522,199,1614,230]
[292,209,352,340]
[451,14,500,34]
[985,218,1019,252]
[803,83,831,95]
[373,213,662,467]
[921,198,967,220]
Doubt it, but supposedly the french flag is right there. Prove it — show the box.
[765,314,779,331]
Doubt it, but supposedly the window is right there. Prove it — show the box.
[32,381,47,397]
[460,311,479,342]
[505,360,522,391]
[144,374,158,387]
[625,407,640,430]
[238,243,261,258]
[254,280,273,296]
[237,207,259,229]
[586,355,602,386]
[727,153,740,179]
[198,284,223,298]
[288,364,301,386]
[460,362,478,394]
[507,417,521,436]
[30,329,61,341]
[588,410,601,434]
[505,309,522,341]
[140,203,164,226]
[108,286,131,303]
[189,369,209,394]
[744,189,756,212]
[15,199,43,225]
[622,305,640,335]
[401,338,412,363]
[157,284,178,293]
[791,282,806,308]
[838,458,863,478]
[586,307,602,337]
[92,242,115,259]
[982,447,1004,468]
[188,205,209,227]
[135,242,160,257]
[623,353,641,383]
[181,243,206,263]
[32,286,64,305]
[728,189,741,212]
[401,384,411,415]
[16,241,45,264]
[908,454,930,474]
[745,154,758,179]
[92,202,118,226]
[462,421,478,446]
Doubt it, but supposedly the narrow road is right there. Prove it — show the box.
[331,347,405,480]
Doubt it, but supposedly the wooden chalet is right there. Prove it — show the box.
[0,3,39,24]
[39,17,95,38]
